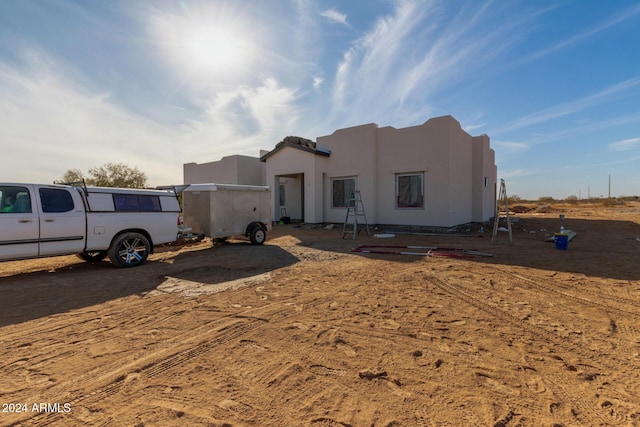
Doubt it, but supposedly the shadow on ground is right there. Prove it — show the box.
[280,216,640,281]
[0,242,299,327]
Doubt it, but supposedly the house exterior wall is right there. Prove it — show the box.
[317,124,378,224]
[315,115,493,227]
[472,135,497,222]
[376,118,453,226]
[188,115,497,228]
[183,155,265,185]
[263,146,327,223]
[237,156,266,186]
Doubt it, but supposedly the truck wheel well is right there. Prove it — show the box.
[111,229,155,253]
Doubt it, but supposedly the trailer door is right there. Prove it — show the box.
[0,185,39,260]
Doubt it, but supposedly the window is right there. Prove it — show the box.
[279,184,286,207]
[0,186,31,213]
[113,194,161,212]
[396,173,423,208]
[39,188,75,213]
[332,177,356,208]
[484,176,489,188]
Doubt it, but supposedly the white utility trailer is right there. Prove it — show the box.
[181,183,272,244]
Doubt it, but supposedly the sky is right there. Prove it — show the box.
[1,0,639,200]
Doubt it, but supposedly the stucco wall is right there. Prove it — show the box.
[237,156,266,186]
[446,118,474,226]
[311,115,492,227]
[317,124,378,224]
[187,115,497,228]
[472,135,497,222]
[376,116,477,227]
[183,155,265,185]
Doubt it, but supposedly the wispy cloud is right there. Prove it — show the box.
[500,168,541,179]
[523,111,640,146]
[0,65,178,184]
[320,8,351,28]
[609,137,640,151]
[463,123,487,133]
[0,51,299,185]
[326,0,527,129]
[492,140,531,153]
[518,3,640,64]
[494,76,640,135]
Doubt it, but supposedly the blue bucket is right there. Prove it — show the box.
[554,234,568,250]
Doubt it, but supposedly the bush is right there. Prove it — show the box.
[565,195,578,204]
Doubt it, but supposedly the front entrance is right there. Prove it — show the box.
[276,173,304,223]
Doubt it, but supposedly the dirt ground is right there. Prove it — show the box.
[1,203,640,427]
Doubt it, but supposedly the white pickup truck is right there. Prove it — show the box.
[0,183,180,267]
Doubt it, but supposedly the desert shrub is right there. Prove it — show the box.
[618,195,639,202]
[565,195,578,204]
[534,204,554,213]
[601,198,625,207]
[511,205,532,213]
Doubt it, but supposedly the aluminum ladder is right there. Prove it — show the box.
[491,179,513,244]
[342,191,370,239]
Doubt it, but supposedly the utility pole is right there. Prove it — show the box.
[608,174,611,198]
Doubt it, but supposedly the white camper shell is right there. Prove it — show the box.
[182,183,272,244]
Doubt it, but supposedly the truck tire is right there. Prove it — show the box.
[76,251,108,263]
[108,232,151,267]
[249,224,266,245]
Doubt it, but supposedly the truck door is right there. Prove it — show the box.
[0,185,39,260]
[37,186,86,256]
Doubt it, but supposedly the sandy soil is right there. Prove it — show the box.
[1,203,640,427]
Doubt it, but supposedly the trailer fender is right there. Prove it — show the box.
[245,221,267,235]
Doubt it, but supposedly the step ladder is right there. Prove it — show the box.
[492,179,513,244]
[342,191,370,239]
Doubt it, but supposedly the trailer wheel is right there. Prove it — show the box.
[108,232,151,267]
[249,224,266,245]
[76,251,108,263]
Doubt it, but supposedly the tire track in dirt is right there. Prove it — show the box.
[421,272,638,426]
[445,268,640,363]
[495,268,640,318]
[379,261,637,425]
[8,296,328,427]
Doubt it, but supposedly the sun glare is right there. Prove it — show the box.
[184,26,245,69]
[182,27,248,73]
[151,8,258,82]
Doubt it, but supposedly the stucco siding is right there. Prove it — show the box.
[184,155,265,185]
[318,124,378,224]
[447,118,474,226]
[187,115,497,228]
[471,135,497,222]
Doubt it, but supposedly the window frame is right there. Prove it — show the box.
[331,177,357,208]
[395,172,424,209]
